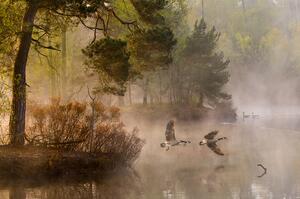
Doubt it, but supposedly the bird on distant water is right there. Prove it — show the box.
[199,130,227,156]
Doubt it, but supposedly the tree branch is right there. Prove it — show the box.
[31,38,61,51]
[33,45,60,75]
[78,17,104,31]
[110,9,137,26]
[91,16,101,44]
[66,85,84,102]
[257,164,267,177]
[33,24,50,34]
[87,85,96,101]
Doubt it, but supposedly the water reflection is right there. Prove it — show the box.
[3,161,300,199]
[9,187,25,199]
[3,123,300,198]
[2,171,142,199]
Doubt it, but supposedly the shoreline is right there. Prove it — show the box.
[0,145,124,179]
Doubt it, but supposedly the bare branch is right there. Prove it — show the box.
[66,85,84,102]
[87,85,96,101]
[33,24,50,34]
[91,16,101,44]
[78,17,104,31]
[105,12,110,35]
[50,6,138,34]
[36,32,48,42]
[32,38,61,51]
[110,9,137,26]
[257,164,267,177]
[49,9,79,17]
[33,45,60,75]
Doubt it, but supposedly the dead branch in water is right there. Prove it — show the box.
[257,164,267,177]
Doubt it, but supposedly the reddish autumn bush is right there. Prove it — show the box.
[26,99,144,164]
[26,99,89,151]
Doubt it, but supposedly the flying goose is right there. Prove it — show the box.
[160,120,191,151]
[199,130,227,156]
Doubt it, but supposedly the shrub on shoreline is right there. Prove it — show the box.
[26,99,144,165]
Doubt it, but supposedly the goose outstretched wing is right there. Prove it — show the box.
[204,130,218,139]
[207,143,224,156]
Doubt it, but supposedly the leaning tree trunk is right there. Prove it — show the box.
[9,3,38,145]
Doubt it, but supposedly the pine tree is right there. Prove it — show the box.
[127,0,177,105]
[82,37,131,96]
[182,18,230,106]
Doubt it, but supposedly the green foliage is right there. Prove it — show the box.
[0,0,24,69]
[128,0,176,74]
[26,0,176,97]
[184,19,220,58]
[25,0,104,14]
[180,18,230,105]
[164,0,189,59]
[0,69,10,136]
[130,0,169,25]
[0,1,15,130]
[0,73,10,115]
[119,0,177,104]
[83,37,131,96]
[129,26,176,71]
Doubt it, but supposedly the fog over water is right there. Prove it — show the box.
[2,115,300,199]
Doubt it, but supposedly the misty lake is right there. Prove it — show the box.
[1,119,300,199]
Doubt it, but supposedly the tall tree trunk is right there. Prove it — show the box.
[241,0,247,24]
[201,0,204,18]
[128,82,132,105]
[150,94,154,104]
[61,26,67,100]
[168,67,174,104]
[48,38,57,97]
[198,93,204,107]
[296,0,299,25]
[143,78,149,105]
[118,96,125,106]
[143,91,148,105]
[9,3,38,145]
[46,16,57,98]
[158,71,162,103]
[241,0,246,12]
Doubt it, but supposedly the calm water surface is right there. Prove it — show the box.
[2,121,300,199]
